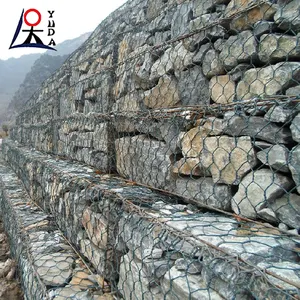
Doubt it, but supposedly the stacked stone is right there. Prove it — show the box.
[6,0,300,268]
[111,0,300,229]
[2,140,182,288]
[117,202,300,300]
[4,0,300,299]
[2,140,120,284]
[2,140,300,299]
[0,155,108,300]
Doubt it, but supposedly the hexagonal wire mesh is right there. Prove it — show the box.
[3,0,300,299]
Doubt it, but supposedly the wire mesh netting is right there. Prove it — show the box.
[3,0,300,299]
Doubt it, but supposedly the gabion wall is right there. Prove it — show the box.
[4,0,300,299]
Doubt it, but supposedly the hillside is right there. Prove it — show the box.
[0,32,91,123]
[0,54,41,113]
[7,54,68,115]
[46,32,90,56]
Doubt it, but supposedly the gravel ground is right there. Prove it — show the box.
[0,221,23,299]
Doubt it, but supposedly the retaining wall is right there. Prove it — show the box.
[2,140,300,299]
[9,0,300,226]
[4,0,300,298]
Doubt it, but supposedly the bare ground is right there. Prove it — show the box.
[0,222,23,300]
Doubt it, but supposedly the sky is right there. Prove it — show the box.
[0,0,127,60]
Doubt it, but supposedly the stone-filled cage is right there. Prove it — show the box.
[1,0,300,299]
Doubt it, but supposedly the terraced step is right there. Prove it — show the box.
[0,156,107,300]
[2,139,300,299]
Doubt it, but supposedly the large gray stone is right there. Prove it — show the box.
[171,3,193,38]
[117,214,157,258]
[259,34,300,63]
[290,112,300,142]
[192,43,211,64]
[172,177,232,210]
[286,85,300,96]
[231,169,294,219]
[134,117,186,153]
[201,117,225,135]
[171,42,194,72]
[49,286,91,299]
[118,253,163,300]
[118,252,167,300]
[214,39,225,52]
[236,62,300,100]
[257,207,278,223]
[151,31,171,45]
[201,257,253,300]
[270,193,300,229]
[148,8,174,33]
[143,258,172,280]
[150,43,194,81]
[185,26,226,52]
[289,144,300,193]
[274,0,300,33]
[118,209,196,258]
[253,21,276,37]
[72,132,93,148]
[219,31,258,70]
[90,151,110,171]
[175,258,202,275]
[112,91,144,112]
[162,266,223,300]
[134,47,156,90]
[192,0,215,18]
[34,253,75,286]
[257,261,300,295]
[177,65,210,106]
[146,0,167,20]
[257,145,290,173]
[222,234,297,271]
[264,105,295,123]
[115,135,171,189]
[202,49,225,78]
[224,115,293,144]
[150,48,173,81]
[189,13,220,32]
